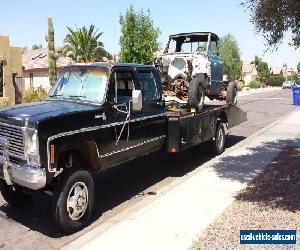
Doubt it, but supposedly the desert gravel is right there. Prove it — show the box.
[191,146,300,250]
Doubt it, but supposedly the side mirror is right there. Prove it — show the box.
[132,90,142,111]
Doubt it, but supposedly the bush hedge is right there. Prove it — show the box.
[249,80,261,89]
[266,76,285,86]
[22,86,48,103]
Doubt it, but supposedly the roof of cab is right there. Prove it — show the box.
[169,32,219,40]
[71,62,154,70]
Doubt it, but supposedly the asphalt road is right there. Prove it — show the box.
[0,88,297,250]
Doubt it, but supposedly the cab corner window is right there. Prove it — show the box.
[138,71,159,102]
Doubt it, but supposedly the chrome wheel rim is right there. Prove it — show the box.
[67,182,88,221]
[217,127,224,150]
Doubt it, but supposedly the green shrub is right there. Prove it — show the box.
[266,76,285,86]
[237,85,243,91]
[0,98,11,106]
[236,80,244,91]
[22,86,48,103]
[249,80,261,89]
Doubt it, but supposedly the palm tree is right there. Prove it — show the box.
[63,25,111,62]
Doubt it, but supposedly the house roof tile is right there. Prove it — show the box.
[22,48,73,70]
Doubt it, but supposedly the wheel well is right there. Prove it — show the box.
[57,141,100,171]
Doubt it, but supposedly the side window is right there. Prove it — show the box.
[111,70,135,103]
[138,70,159,102]
[210,40,219,55]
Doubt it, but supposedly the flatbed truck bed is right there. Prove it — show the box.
[165,103,247,153]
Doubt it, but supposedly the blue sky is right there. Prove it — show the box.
[1,0,299,68]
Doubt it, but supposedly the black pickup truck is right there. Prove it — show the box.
[0,63,246,233]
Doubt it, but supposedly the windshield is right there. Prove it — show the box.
[49,66,108,103]
[166,35,209,53]
[180,41,208,53]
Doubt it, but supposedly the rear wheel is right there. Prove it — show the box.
[210,123,225,155]
[188,76,205,110]
[226,81,237,105]
[52,168,94,234]
[0,181,32,206]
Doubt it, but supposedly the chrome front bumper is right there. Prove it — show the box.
[0,136,46,190]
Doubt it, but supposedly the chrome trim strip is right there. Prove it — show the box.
[47,113,166,172]
[0,122,23,130]
[98,135,166,158]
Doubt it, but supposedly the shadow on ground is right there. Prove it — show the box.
[213,138,300,184]
[0,135,246,238]
[236,146,300,212]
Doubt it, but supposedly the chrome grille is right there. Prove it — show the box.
[0,123,24,159]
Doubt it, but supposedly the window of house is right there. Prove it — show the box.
[29,73,34,87]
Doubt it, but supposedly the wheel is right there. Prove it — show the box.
[188,75,205,110]
[210,123,225,155]
[52,168,94,234]
[0,181,32,206]
[226,81,237,105]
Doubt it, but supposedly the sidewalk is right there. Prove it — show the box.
[237,86,281,97]
[63,107,300,250]
[191,146,300,249]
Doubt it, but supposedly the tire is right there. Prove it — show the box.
[210,123,225,155]
[52,168,94,234]
[226,81,237,105]
[188,75,205,110]
[0,181,32,206]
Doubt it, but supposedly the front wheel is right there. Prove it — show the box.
[52,168,94,234]
[188,76,205,110]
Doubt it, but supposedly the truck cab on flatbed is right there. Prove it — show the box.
[0,63,246,233]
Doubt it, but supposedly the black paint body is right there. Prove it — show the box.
[0,63,246,188]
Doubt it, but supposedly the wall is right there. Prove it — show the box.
[0,36,22,104]
[23,68,63,91]
[23,69,50,91]
[242,72,257,85]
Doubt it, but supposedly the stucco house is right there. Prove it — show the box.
[269,66,282,76]
[241,61,258,85]
[22,48,73,91]
[270,66,296,78]
[0,35,22,104]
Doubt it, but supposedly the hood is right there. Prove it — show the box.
[0,100,100,127]
[160,52,208,80]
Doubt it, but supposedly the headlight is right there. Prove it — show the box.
[23,128,40,166]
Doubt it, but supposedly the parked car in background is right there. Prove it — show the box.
[282,80,297,89]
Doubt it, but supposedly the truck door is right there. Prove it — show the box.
[107,67,144,165]
[209,39,223,95]
[136,68,166,154]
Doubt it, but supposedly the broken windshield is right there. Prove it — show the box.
[166,35,209,53]
[49,66,108,104]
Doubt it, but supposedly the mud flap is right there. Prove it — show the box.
[225,104,247,129]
